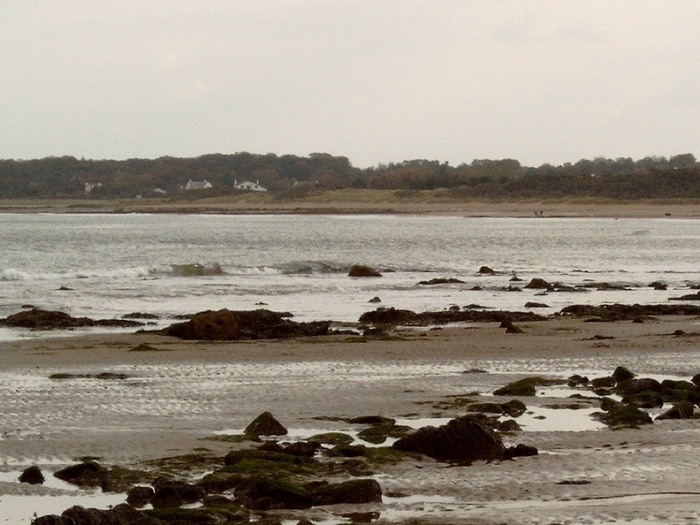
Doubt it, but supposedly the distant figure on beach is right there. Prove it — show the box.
[534,210,544,217]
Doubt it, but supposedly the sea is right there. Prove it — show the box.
[1,213,699,341]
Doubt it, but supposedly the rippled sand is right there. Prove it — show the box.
[1,316,700,524]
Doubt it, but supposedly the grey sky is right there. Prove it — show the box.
[1,1,698,168]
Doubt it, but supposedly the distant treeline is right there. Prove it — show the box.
[0,152,698,200]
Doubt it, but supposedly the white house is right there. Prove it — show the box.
[84,182,102,194]
[185,180,213,191]
[234,180,267,192]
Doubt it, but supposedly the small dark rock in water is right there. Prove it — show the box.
[54,461,106,488]
[478,266,495,274]
[121,312,159,319]
[524,278,552,290]
[126,485,154,507]
[348,265,382,277]
[19,465,44,484]
[612,366,636,383]
[150,485,184,509]
[525,302,549,308]
[368,296,382,303]
[649,281,668,290]
[244,411,288,437]
[656,401,696,420]
[418,277,465,285]
[505,443,538,459]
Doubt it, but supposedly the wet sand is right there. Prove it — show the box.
[2,316,700,523]
[1,198,699,218]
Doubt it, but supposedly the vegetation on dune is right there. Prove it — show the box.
[1,152,699,200]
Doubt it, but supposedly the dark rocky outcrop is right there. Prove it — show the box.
[311,479,382,505]
[391,416,506,464]
[19,465,44,484]
[417,277,465,285]
[493,376,563,397]
[560,303,700,321]
[162,308,330,341]
[54,461,107,488]
[348,265,382,277]
[234,477,312,510]
[244,411,288,437]
[358,307,545,327]
[0,308,142,330]
[478,266,495,274]
[594,403,653,428]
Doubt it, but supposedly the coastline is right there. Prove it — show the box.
[0,197,698,218]
[3,316,700,523]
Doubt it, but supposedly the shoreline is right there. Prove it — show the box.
[1,198,699,218]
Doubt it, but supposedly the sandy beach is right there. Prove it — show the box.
[2,315,700,524]
[1,197,699,218]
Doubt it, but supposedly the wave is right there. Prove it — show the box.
[1,266,153,282]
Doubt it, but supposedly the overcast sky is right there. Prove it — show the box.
[1,1,698,168]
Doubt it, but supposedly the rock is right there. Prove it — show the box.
[500,320,524,333]
[478,266,495,274]
[692,373,700,386]
[0,308,142,330]
[418,277,465,285]
[368,296,382,303]
[524,278,552,290]
[234,477,312,510]
[258,441,321,457]
[505,444,539,459]
[348,265,382,277]
[560,303,700,321]
[649,281,668,290]
[347,415,396,425]
[126,486,154,508]
[493,377,557,396]
[59,504,142,525]
[150,485,184,509]
[152,477,206,504]
[391,416,506,464]
[615,378,662,394]
[590,376,616,389]
[595,404,653,428]
[499,419,522,432]
[30,516,72,525]
[656,401,696,420]
[358,307,545,327]
[525,302,549,308]
[163,309,329,340]
[54,461,106,488]
[612,366,636,383]
[311,479,382,505]
[19,465,45,484]
[244,411,288,437]
[162,309,241,340]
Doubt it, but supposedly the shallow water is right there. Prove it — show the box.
[2,214,699,340]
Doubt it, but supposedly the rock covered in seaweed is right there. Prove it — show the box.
[162,308,330,340]
[391,415,506,464]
